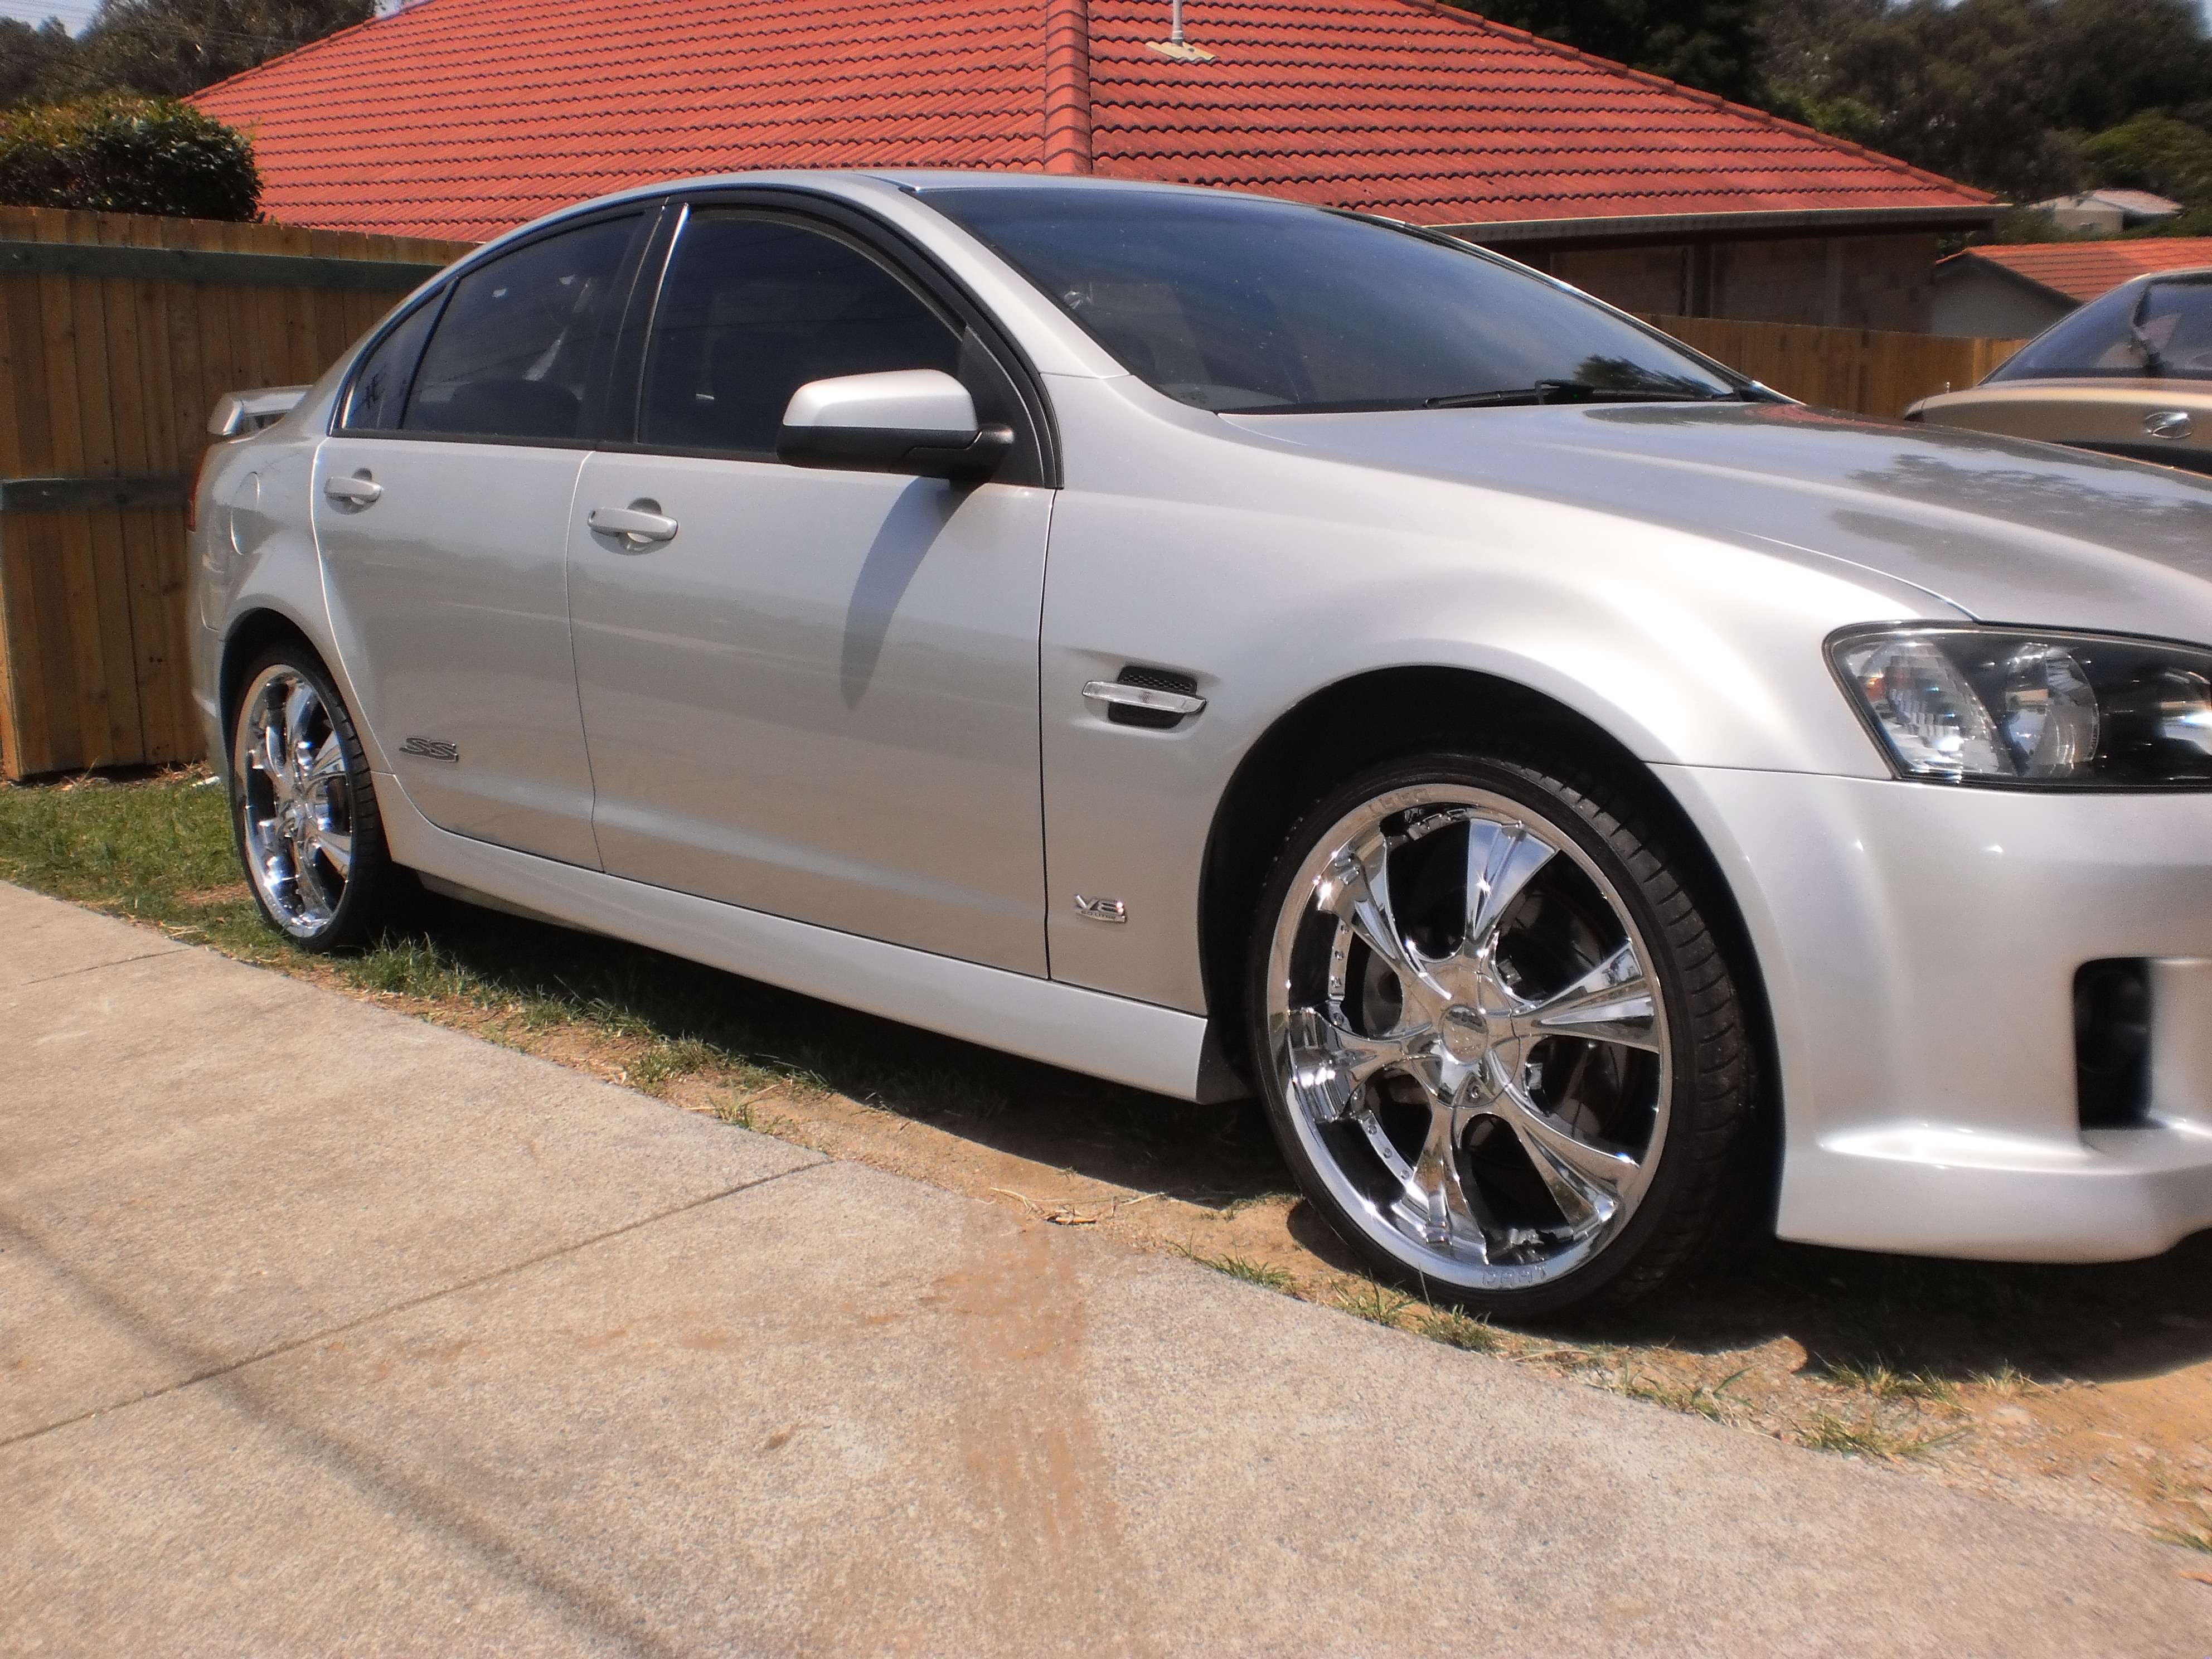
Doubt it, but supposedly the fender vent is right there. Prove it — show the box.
[1110,664,1199,729]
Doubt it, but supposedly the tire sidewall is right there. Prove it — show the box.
[1246,748,1725,1320]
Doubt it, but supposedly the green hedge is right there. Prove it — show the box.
[0,98,259,221]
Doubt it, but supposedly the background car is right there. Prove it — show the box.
[192,173,2212,1318]
[1907,268,2212,473]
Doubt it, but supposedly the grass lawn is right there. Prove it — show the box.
[4,763,2210,1555]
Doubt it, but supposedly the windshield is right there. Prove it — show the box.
[920,186,1745,414]
[1987,272,2212,384]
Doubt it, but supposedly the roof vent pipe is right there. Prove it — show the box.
[1044,0,1093,174]
[1148,0,1216,62]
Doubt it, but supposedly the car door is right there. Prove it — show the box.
[316,210,649,867]
[567,203,1055,974]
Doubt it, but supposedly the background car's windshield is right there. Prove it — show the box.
[921,186,1741,414]
[1988,273,2212,384]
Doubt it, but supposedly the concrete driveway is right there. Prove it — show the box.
[3,881,2207,1656]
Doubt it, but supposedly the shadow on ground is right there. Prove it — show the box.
[385,887,2212,1388]
[383,888,1293,1207]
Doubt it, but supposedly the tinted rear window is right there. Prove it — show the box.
[1990,274,2212,384]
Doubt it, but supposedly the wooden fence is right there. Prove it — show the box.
[0,207,473,780]
[1646,314,2025,419]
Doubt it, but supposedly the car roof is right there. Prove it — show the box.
[469,169,1308,260]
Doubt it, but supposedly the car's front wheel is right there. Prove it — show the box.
[1248,748,1755,1317]
[230,647,397,952]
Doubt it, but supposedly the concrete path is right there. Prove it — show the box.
[3,882,2208,1657]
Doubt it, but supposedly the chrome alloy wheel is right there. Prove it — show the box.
[235,664,356,937]
[1263,784,1671,1292]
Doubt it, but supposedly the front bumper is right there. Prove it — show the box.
[1658,765,2212,1262]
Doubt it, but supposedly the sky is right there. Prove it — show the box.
[0,0,407,26]
[1,0,97,27]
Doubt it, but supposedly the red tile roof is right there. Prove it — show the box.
[1944,239,2212,305]
[195,0,1994,244]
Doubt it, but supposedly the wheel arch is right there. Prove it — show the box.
[1195,665,1783,1202]
[219,607,329,745]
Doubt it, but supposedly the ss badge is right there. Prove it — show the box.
[399,736,460,763]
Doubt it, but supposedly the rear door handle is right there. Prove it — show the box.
[588,505,678,546]
[323,472,382,505]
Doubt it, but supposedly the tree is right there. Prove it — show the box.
[0,19,83,110]
[2082,110,2212,209]
[0,96,259,219]
[0,0,372,110]
[1463,0,1773,104]
[70,0,373,100]
[1757,0,2212,203]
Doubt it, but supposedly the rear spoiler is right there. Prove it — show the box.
[207,385,310,439]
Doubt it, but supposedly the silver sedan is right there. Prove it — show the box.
[190,172,2212,1316]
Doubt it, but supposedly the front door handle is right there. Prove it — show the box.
[323,471,382,505]
[588,504,678,546]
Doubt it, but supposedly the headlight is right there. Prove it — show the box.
[1831,625,2212,788]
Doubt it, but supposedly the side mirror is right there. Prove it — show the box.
[776,370,1013,480]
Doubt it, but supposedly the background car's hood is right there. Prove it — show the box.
[1223,402,2212,638]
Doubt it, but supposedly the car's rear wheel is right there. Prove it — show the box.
[1248,749,1753,1318]
[230,647,396,952]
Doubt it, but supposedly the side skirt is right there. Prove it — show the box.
[376,773,1223,1102]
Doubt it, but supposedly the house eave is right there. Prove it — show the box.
[1433,203,2004,250]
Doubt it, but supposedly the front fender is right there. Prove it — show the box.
[1035,376,1963,1016]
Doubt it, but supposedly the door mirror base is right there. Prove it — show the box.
[777,421,1013,479]
[777,369,1011,481]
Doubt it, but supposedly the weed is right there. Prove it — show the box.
[716,1089,793,1136]
[1798,1408,1964,1461]
[1819,1357,1959,1407]
[1333,1279,1414,1328]
[1175,1244,1296,1292]
[2150,1519,2212,1555]
[627,1037,722,1095]
[1968,1361,2034,1396]
[1619,1366,1752,1423]
[345,937,489,1002]
[1413,1304,1503,1352]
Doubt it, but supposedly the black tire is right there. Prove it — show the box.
[229,644,399,953]
[1245,746,1754,1319]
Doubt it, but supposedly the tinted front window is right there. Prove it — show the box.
[404,216,638,441]
[1989,274,2212,383]
[923,187,1738,413]
[340,295,440,432]
[639,213,961,454]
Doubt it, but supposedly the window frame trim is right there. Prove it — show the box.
[328,203,663,449]
[332,284,453,438]
[599,187,1063,489]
